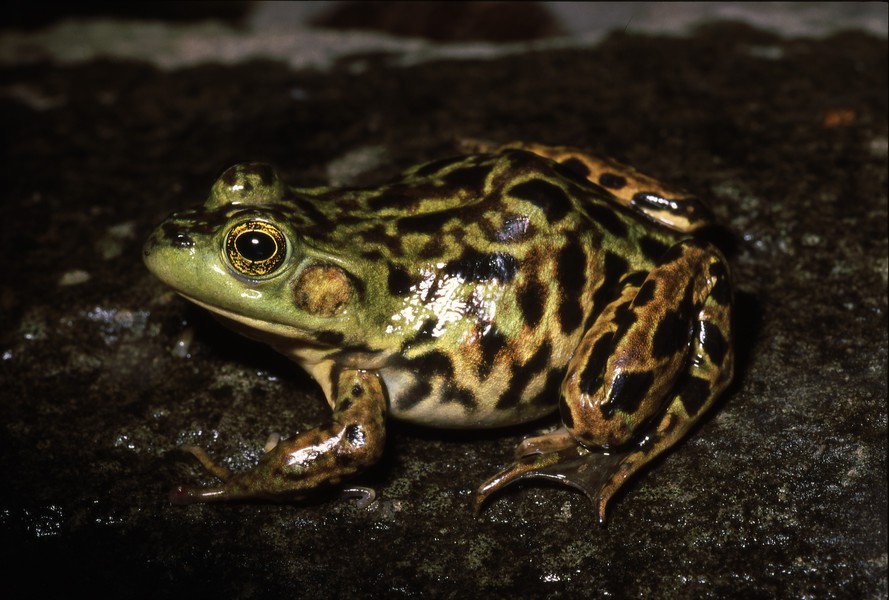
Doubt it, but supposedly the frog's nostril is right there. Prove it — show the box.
[172,232,194,248]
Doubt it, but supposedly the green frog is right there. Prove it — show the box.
[143,141,734,522]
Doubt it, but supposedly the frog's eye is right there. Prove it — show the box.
[226,220,287,277]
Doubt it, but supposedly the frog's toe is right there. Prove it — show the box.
[474,445,625,523]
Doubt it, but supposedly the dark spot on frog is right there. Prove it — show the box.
[397,211,451,234]
[337,397,353,412]
[294,197,332,229]
[639,236,670,262]
[396,379,432,411]
[444,249,518,283]
[557,157,591,178]
[579,331,614,395]
[410,318,438,344]
[366,189,423,212]
[518,278,546,328]
[410,350,454,380]
[601,370,654,418]
[633,279,657,307]
[581,203,628,238]
[620,270,649,289]
[528,369,564,407]
[613,302,637,328]
[351,384,363,397]
[442,165,491,190]
[598,172,627,190]
[446,385,477,410]
[344,424,365,447]
[477,325,505,379]
[699,321,728,366]
[678,375,712,416]
[591,252,629,314]
[418,236,445,259]
[387,264,415,296]
[559,297,584,335]
[508,178,573,223]
[496,340,551,409]
[652,309,689,360]
[557,240,587,334]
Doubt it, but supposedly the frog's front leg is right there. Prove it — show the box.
[476,239,733,522]
[170,369,387,504]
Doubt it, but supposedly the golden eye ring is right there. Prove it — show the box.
[226,220,287,277]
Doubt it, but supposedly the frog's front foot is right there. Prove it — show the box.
[474,441,625,524]
[169,370,387,505]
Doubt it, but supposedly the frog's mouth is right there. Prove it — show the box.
[177,292,321,347]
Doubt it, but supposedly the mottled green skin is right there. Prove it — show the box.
[143,142,734,520]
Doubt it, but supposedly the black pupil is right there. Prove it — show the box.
[236,231,277,262]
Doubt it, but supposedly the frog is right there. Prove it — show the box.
[143,141,734,522]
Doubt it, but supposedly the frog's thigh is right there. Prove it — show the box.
[562,239,733,449]
[563,239,733,493]
[469,140,713,232]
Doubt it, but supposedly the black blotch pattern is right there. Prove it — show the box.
[397,211,451,234]
[419,350,455,379]
[633,279,657,307]
[448,386,478,410]
[579,331,614,395]
[337,397,353,412]
[557,240,587,334]
[621,271,649,289]
[443,165,491,189]
[445,249,518,283]
[477,326,505,379]
[598,172,627,190]
[602,370,654,417]
[530,369,564,406]
[344,424,365,446]
[699,321,728,366]
[639,236,670,262]
[590,252,629,313]
[679,376,712,416]
[367,191,417,212]
[508,178,573,223]
[496,341,552,409]
[518,278,546,328]
[652,310,687,360]
[559,299,584,335]
[397,380,432,411]
[387,264,414,296]
[582,204,628,237]
[413,318,438,343]
[559,157,591,178]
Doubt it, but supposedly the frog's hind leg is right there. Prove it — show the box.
[461,139,713,233]
[475,240,734,522]
[170,369,387,505]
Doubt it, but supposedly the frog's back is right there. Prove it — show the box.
[280,151,678,428]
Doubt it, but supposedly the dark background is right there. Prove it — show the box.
[1,3,886,598]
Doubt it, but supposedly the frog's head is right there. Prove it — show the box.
[144,163,358,346]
